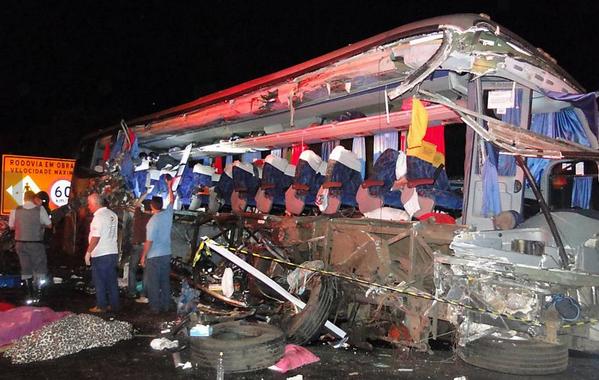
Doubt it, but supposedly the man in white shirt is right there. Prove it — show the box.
[9,190,52,302]
[85,193,120,313]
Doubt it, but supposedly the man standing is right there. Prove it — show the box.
[127,191,151,303]
[35,191,54,254]
[141,176,174,313]
[34,191,51,216]
[9,190,52,302]
[85,193,120,313]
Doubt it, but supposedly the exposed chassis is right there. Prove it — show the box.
[197,212,464,349]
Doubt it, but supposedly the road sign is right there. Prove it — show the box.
[1,155,76,215]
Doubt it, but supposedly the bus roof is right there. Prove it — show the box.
[83,13,584,151]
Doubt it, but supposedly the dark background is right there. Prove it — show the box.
[2,0,598,159]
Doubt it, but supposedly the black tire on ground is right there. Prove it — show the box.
[190,321,285,373]
[282,275,337,345]
[458,335,569,376]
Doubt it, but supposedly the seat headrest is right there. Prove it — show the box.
[298,150,324,173]
[193,163,215,176]
[223,163,234,178]
[264,155,289,173]
[284,164,296,177]
[396,151,407,179]
[233,161,254,175]
[329,146,361,172]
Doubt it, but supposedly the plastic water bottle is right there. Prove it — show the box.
[216,351,224,380]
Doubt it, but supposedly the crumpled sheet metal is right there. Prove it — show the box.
[477,283,536,316]
[4,314,132,364]
[442,260,540,314]
[287,260,324,295]
[449,229,562,269]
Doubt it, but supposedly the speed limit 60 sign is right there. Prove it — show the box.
[1,155,76,215]
[50,179,71,206]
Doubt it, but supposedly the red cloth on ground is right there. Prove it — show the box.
[269,344,320,373]
[0,306,71,347]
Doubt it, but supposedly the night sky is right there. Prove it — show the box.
[3,1,599,159]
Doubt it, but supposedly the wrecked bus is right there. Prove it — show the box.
[66,13,599,375]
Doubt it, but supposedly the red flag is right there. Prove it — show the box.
[102,143,111,162]
[213,156,223,174]
[290,143,308,165]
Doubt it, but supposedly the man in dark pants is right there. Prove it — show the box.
[85,193,120,313]
[141,176,174,313]
[127,191,151,303]
[9,190,52,302]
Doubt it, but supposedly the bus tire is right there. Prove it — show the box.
[282,275,337,345]
[190,321,285,373]
[458,335,569,375]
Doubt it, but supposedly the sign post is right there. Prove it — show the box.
[1,155,76,215]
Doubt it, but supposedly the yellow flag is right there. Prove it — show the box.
[407,97,428,149]
[406,98,444,167]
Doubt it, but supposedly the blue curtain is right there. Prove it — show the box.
[481,142,502,217]
[479,89,523,217]
[241,152,261,163]
[352,137,366,179]
[321,141,339,162]
[572,176,592,209]
[528,108,591,184]
[546,91,598,140]
[109,132,125,160]
[373,132,398,162]
[130,134,140,160]
[120,153,135,193]
[133,171,148,198]
[498,90,522,176]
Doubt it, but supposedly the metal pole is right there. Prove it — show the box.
[515,155,569,269]
[204,238,347,339]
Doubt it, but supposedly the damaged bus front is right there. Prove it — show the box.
[67,13,599,375]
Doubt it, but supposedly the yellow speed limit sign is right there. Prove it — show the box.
[1,154,76,215]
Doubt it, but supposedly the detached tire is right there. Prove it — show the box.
[282,275,337,345]
[190,321,284,373]
[458,335,569,375]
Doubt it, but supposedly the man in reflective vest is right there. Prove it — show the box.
[9,190,52,303]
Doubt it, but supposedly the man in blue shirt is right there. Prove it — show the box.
[141,176,174,313]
